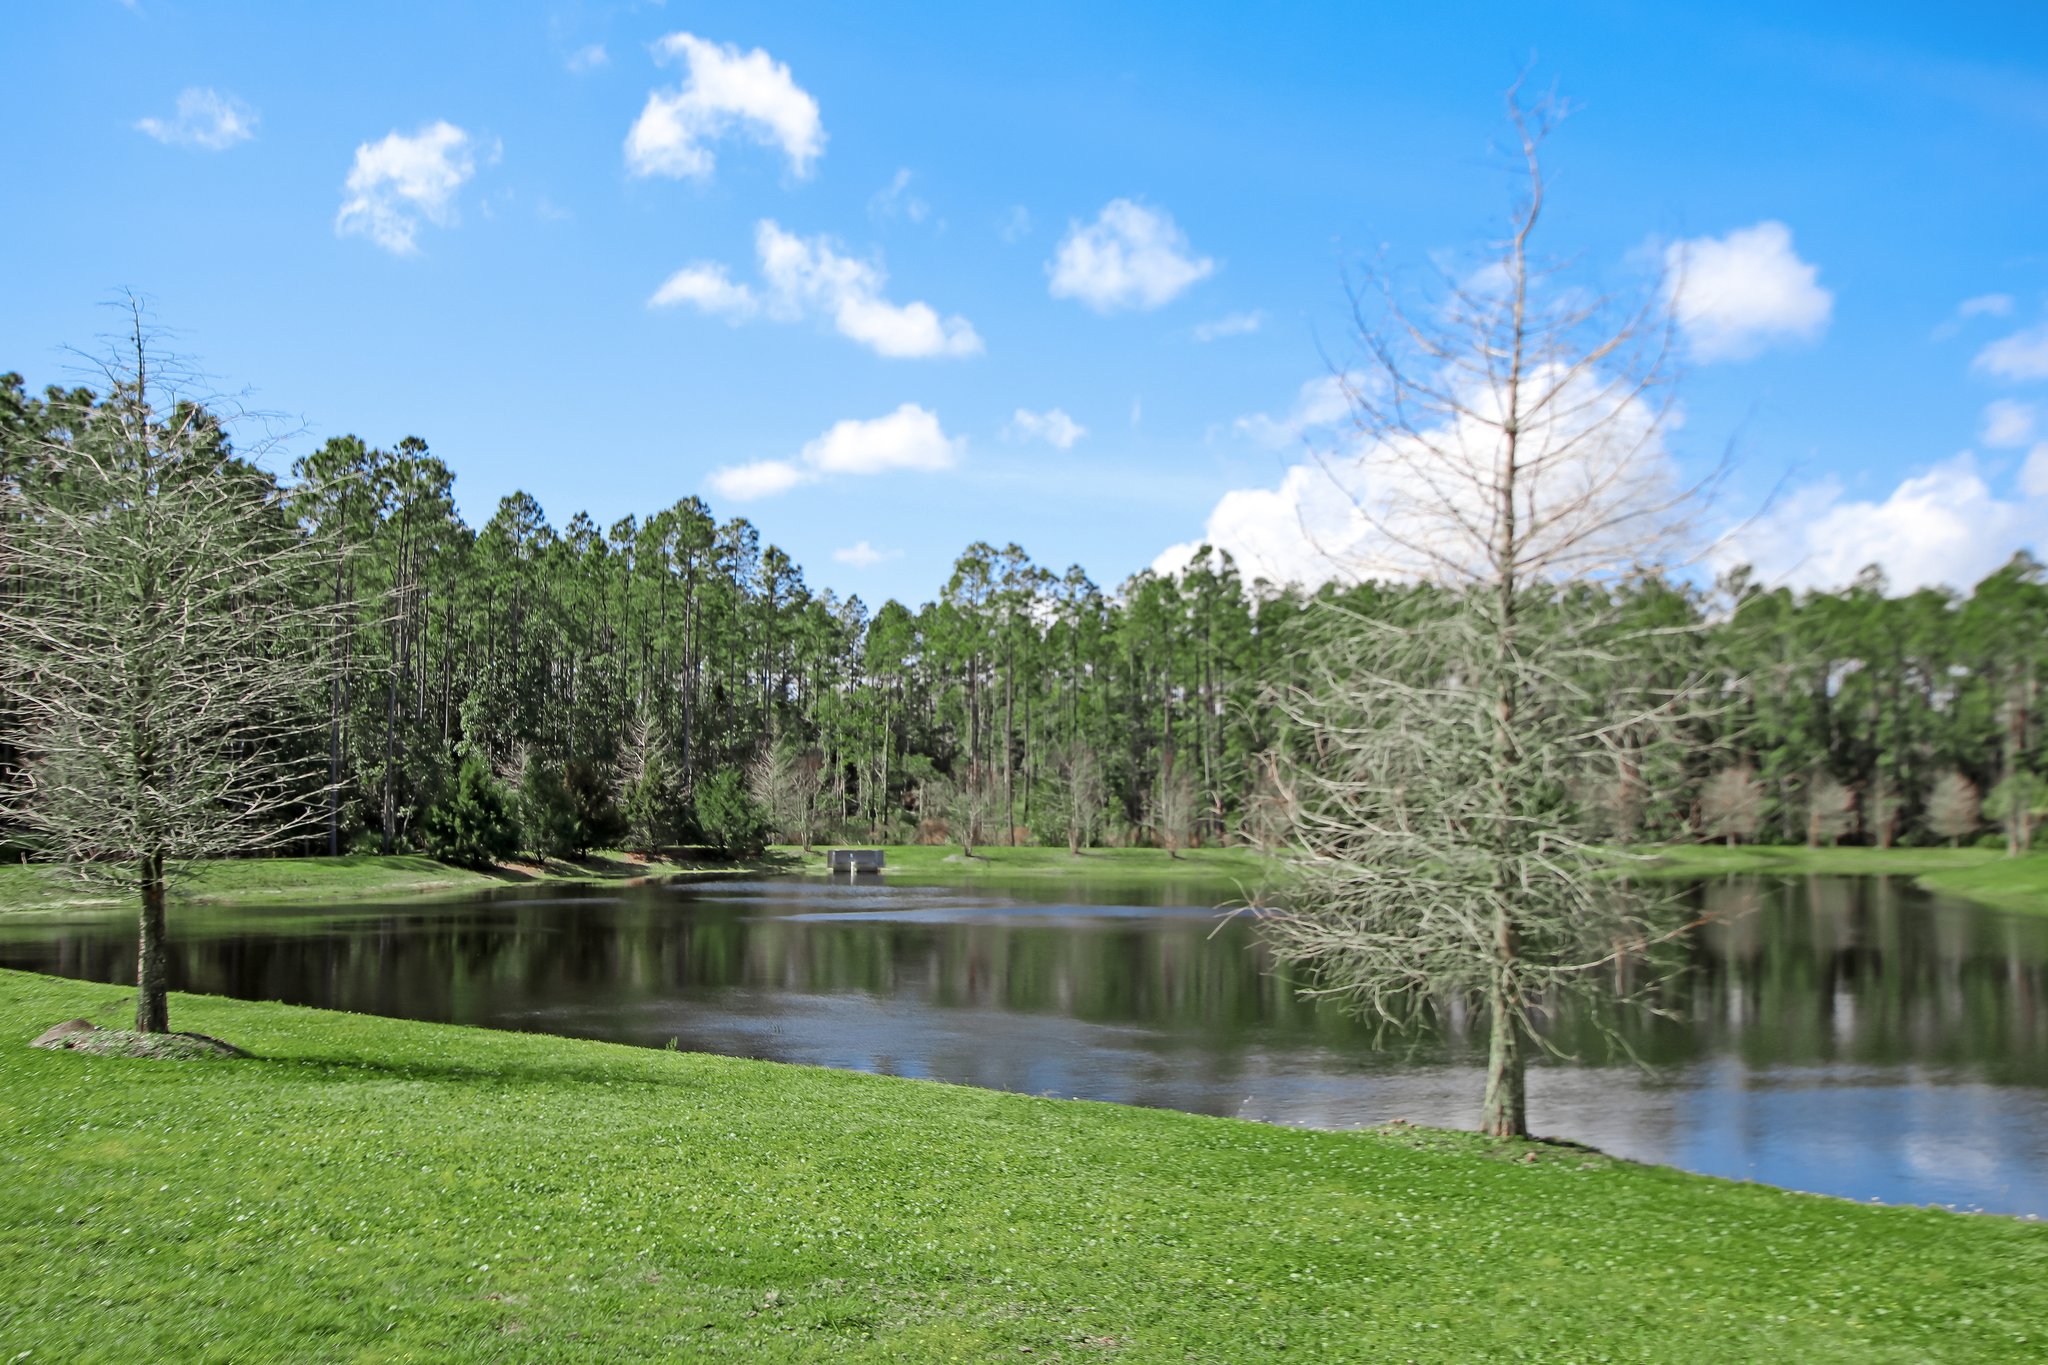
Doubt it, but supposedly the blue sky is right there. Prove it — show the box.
[5,1,2046,605]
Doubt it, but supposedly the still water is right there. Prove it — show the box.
[2,872,2044,1217]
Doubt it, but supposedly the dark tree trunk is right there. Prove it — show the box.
[136,850,169,1034]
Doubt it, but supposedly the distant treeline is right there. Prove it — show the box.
[3,372,2043,861]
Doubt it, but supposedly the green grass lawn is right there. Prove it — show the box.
[0,970,2042,1362]
[781,842,1275,888]
[0,850,795,916]
[1623,844,2048,916]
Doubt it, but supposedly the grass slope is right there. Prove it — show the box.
[0,850,791,916]
[784,843,1273,887]
[1628,845,2048,917]
[0,971,2042,1362]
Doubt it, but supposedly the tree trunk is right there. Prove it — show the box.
[136,850,169,1034]
[1481,913,1526,1138]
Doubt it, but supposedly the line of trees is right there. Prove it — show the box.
[4,386,2045,872]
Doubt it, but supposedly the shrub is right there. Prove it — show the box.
[420,755,519,869]
[694,766,770,858]
[516,754,581,862]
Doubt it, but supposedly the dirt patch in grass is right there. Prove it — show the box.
[29,1019,248,1059]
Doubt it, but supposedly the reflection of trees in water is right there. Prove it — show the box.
[4,877,2045,1082]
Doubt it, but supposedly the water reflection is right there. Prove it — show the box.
[1,872,2043,1215]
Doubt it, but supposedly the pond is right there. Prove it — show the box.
[2,871,2044,1217]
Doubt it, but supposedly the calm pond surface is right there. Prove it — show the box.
[3,872,2045,1217]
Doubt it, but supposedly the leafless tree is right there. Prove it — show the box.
[751,741,826,852]
[0,304,338,1034]
[1700,765,1766,846]
[1055,742,1106,855]
[1258,91,1713,1139]
[1153,755,1197,858]
[1805,774,1857,847]
[1926,772,1981,847]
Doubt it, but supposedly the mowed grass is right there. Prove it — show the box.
[1,971,2043,1362]
[1625,844,2048,917]
[0,850,794,916]
[787,843,1275,888]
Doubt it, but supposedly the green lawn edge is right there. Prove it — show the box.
[1619,844,2048,916]
[0,966,2041,1362]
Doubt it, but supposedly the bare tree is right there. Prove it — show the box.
[1805,774,1857,847]
[0,305,337,1034]
[1153,755,1197,858]
[1260,92,1710,1139]
[750,741,825,852]
[1700,765,1766,846]
[1054,742,1106,855]
[1926,772,1981,847]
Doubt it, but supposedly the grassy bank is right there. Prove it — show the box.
[783,842,1274,888]
[0,970,2041,1362]
[1626,844,2048,916]
[0,849,791,916]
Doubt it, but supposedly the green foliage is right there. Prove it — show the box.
[418,755,518,869]
[516,754,581,862]
[1,969,2043,1361]
[622,750,692,852]
[695,766,770,857]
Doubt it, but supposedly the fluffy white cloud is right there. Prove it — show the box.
[707,459,807,501]
[1159,366,1677,587]
[708,404,961,502]
[802,403,960,475]
[652,221,981,358]
[1193,310,1264,342]
[626,33,822,180]
[647,262,758,319]
[1714,455,2040,592]
[1007,408,1085,449]
[1665,221,1833,361]
[566,43,608,73]
[833,540,901,568]
[1975,324,2048,382]
[335,122,479,255]
[1982,399,2037,449]
[1234,375,1352,448]
[135,87,257,150]
[1049,199,1214,312]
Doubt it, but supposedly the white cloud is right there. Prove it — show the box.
[335,122,479,255]
[707,459,807,501]
[1007,408,1086,449]
[1933,293,2016,341]
[1234,374,1352,448]
[2025,445,2048,500]
[707,404,962,501]
[1160,366,1679,588]
[1959,293,2015,319]
[653,222,980,358]
[567,43,609,74]
[1982,399,2037,448]
[1975,324,2048,382]
[1193,310,1264,342]
[1714,455,2040,592]
[1665,221,1833,362]
[998,206,1032,244]
[648,262,759,319]
[135,87,256,150]
[802,403,960,475]
[869,169,929,224]
[1048,199,1214,313]
[833,540,901,568]
[625,32,822,180]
